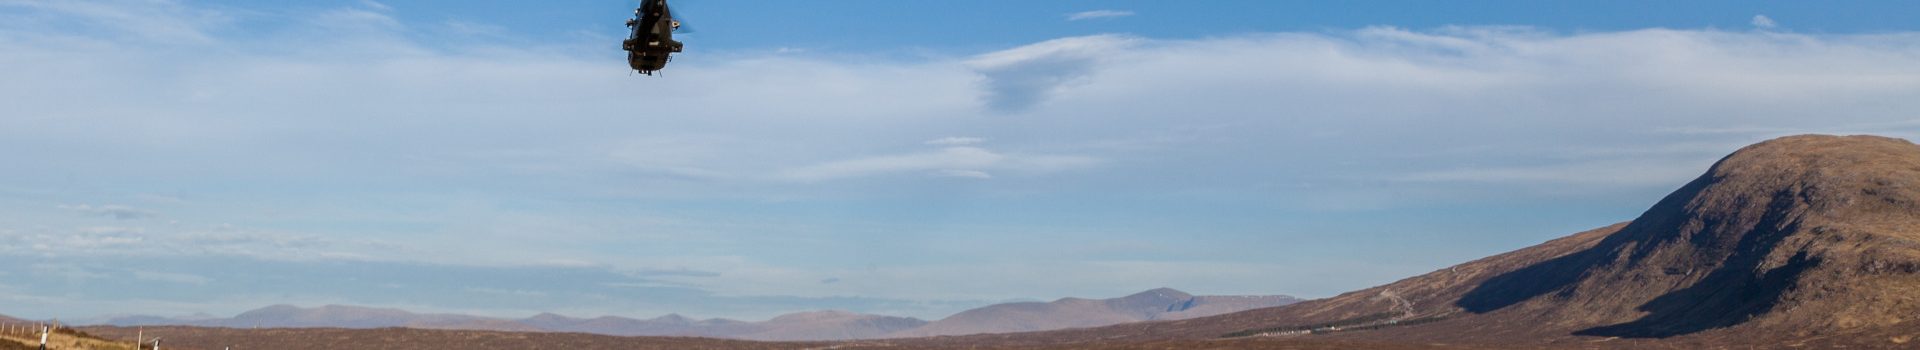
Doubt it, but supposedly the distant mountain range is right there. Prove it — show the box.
[894,288,1297,337]
[92,288,1298,341]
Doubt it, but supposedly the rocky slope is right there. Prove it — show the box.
[1448,134,1920,339]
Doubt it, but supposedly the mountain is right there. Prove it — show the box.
[1155,295,1308,320]
[933,134,1920,349]
[737,310,927,341]
[107,305,515,331]
[890,287,1301,337]
[90,288,1297,341]
[515,313,757,337]
[99,305,916,341]
[227,305,429,328]
[505,311,920,341]
[0,313,28,328]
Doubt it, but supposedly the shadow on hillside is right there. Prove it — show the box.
[1455,170,1821,338]
[1455,172,1718,314]
[1573,251,1816,338]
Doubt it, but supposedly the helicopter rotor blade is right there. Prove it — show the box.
[666,2,695,34]
[631,0,696,34]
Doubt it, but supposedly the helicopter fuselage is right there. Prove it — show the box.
[624,0,683,75]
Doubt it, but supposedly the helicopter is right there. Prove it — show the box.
[623,0,684,75]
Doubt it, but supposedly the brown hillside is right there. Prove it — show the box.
[1457,134,1920,339]
[80,326,819,350]
[869,134,1920,348]
[837,222,1629,348]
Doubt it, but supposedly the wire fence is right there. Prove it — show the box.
[1219,312,1451,338]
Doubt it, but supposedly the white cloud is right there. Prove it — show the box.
[312,7,404,34]
[768,146,1098,181]
[935,169,993,179]
[466,287,549,297]
[29,263,111,281]
[133,270,210,285]
[1752,14,1778,29]
[360,0,393,12]
[58,204,155,220]
[61,226,147,248]
[0,219,402,262]
[925,137,986,146]
[1066,10,1134,21]
[664,259,1403,302]
[1393,159,1712,187]
[968,35,1138,112]
[0,0,225,44]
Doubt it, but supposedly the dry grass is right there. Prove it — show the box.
[0,328,135,350]
[80,326,823,350]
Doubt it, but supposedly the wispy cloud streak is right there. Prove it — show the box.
[1067,10,1134,21]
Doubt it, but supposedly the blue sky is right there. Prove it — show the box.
[2,0,1920,321]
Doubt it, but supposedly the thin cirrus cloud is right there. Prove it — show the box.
[772,146,1098,182]
[935,169,993,179]
[1066,10,1134,21]
[0,0,223,43]
[1392,159,1716,187]
[925,137,986,146]
[58,204,156,220]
